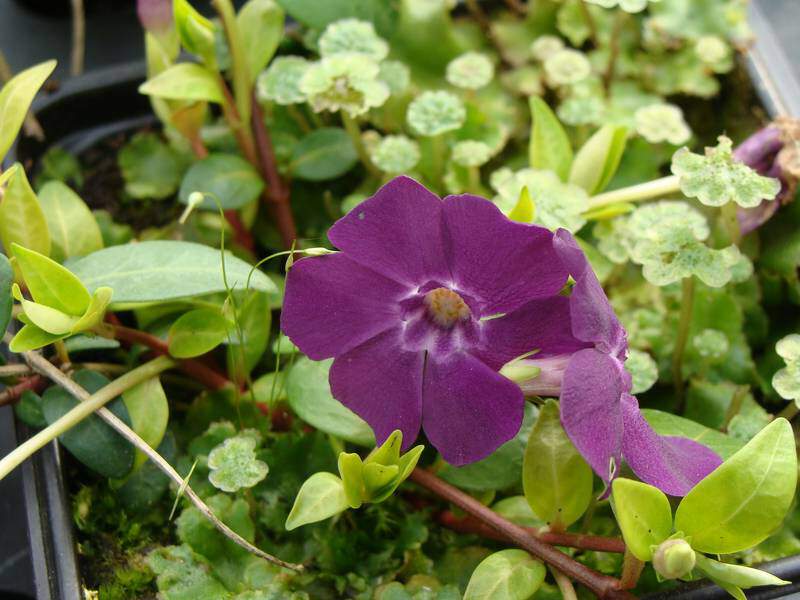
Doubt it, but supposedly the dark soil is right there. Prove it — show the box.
[77,129,183,232]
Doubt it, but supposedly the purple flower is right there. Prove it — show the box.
[281,176,583,465]
[553,230,722,496]
[137,0,173,34]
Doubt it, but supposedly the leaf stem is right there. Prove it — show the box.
[587,175,680,210]
[341,112,380,178]
[722,385,748,431]
[551,566,579,600]
[603,11,626,94]
[578,1,599,47]
[0,374,47,407]
[0,355,175,481]
[619,548,645,590]
[410,468,633,599]
[672,277,695,410]
[721,202,742,245]
[22,351,303,572]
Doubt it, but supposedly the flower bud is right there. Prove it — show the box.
[137,0,173,34]
[653,539,696,580]
[303,247,336,257]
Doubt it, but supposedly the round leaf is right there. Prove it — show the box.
[168,308,230,358]
[290,128,358,181]
[285,472,349,530]
[611,478,673,561]
[122,376,169,470]
[179,154,264,210]
[674,418,797,554]
[464,549,546,600]
[38,181,103,262]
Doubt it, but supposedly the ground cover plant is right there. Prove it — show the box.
[1,0,800,598]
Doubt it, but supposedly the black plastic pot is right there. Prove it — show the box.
[2,3,800,597]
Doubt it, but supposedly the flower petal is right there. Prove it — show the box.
[560,348,624,480]
[330,327,424,449]
[621,394,722,496]
[281,253,407,360]
[422,351,524,465]
[553,229,626,357]
[476,295,588,370]
[328,176,451,285]
[442,194,568,315]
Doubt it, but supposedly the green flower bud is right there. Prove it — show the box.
[406,91,466,137]
[446,52,495,90]
[652,539,696,580]
[318,18,389,61]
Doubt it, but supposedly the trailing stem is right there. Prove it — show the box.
[22,352,303,572]
[587,175,681,210]
[410,468,633,599]
[341,112,380,178]
[0,356,175,481]
[672,277,695,409]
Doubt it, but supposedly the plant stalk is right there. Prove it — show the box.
[619,549,645,590]
[341,112,380,177]
[410,468,633,599]
[0,374,47,407]
[0,356,175,481]
[587,175,680,210]
[551,566,579,600]
[672,277,695,409]
[23,351,303,572]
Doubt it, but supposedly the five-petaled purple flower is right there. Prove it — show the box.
[533,231,722,496]
[282,175,722,494]
[281,176,583,465]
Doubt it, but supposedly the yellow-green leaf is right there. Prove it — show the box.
[0,168,50,265]
[12,244,90,315]
[0,60,56,161]
[38,181,103,262]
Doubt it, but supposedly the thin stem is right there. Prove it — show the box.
[437,510,626,553]
[430,135,446,192]
[251,93,297,248]
[777,402,799,421]
[468,166,481,193]
[0,356,175,481]
[23,352,303,572]
[722,385,748,431]
[217,75,258,164]
[721,202,742,245]
[587,175,680,210]
[0,364,35,377]
[551,566,578,600]
[410,469,633,599]
[619,549,645,590]
[287,104,312,133]
[341,112,380,178]
[70,0,85,76]
[54,339,70,366]
[603,11,626,94]
[578,1,599,47]
[672,277,695,409]
[0,375,47,407]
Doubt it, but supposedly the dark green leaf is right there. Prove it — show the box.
[290,128,358,181]
[179,154,264,210]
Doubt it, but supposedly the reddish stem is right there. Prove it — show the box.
[109,324,230,391]
[0,375,47,407]
[410,469,633,599]
[251,93,296,249]
[223,209,256,253]
[438,511,626,554]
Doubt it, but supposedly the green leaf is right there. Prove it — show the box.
[118,132,184,200]
[507,186,534,223]
[37,181,103,261]
[285,472,349,530]
[69,241,277,306]
[464,549,546,600]
[69,287,113,333]
[275,0,398,38]
[285,357,375,446]
[173,0,218,67]
[694,553,789,591]
[12,284,79,334]
[139,63,224,104]
[528,96,572,181]
[675,418,797,554]
[522,400,593,529]
[0,60,56,162]
[0,166,50,262]
[0,254,13,335]
[569,125,627,194]
[641,409,743,460]
[290,128,358,181]
[671,136,781,208]
[226,291,271,380]
[12,244,90,315]
[41,370,135,478]
[338,452,365,508]
[611,478,673,561]
[237,0,284,79]
[122,376,169,470]
[179,154,264,210]
[117,432,177,513]
[15,390,46,428]
[168,308,230,358]
[34,146,83,188]
[8,324,65,352]
[208,435,269,493]
[439,405,535,491]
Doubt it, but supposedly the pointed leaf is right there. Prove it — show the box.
[508,186,534,223]
[285,472,349,530]
[528,96,572,181]
[675,418,797,554]
[237,0,284,78]
[12,244,89,315]
[611,478,673,561]
[122,376,169,470]
[694,553,789,591]
[37,181,103,261]
[13,284,79,334]
[522,400,593,529]
[0,60,56,161]
[139,63,224,104]
[70,287,113,333]
[8,324,66,352]
[569,125,628,194]
[337,452,365,508]
[0,167,50,263]
[0,254,13,335]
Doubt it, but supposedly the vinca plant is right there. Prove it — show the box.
[0,0,799,598]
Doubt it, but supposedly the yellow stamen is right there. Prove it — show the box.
[424,287,471,328]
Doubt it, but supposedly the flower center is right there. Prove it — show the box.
[424,287,471,328]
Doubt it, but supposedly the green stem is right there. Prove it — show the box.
[672,277,695,409]
[721,202,742,245]
[722,385,748,431]
[468,166,481,193]
[341,112,380,177]
[550,566,578,600]
[587,175,680,210]
[212,0,252,140]
[603,11,626,94]
[776,402,798,421]
[430,134,446,191]
[0,355,176,482]
[619,548,645,590]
